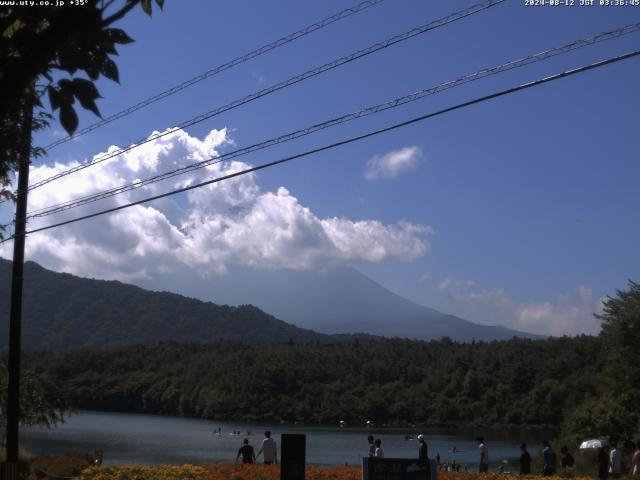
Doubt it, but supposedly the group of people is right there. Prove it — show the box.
[514,438,640,477]
[369,433,430,469]
[416,435,640,477]
[367,435,385,458]
[234,430,278,465]
[234,431,640,476]
[596,441,640,479]
[514,440,555,475]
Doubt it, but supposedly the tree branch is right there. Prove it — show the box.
[102,1,139,27]
[100,0,119,14]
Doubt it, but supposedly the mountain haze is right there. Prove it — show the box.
[0,259,540,349]
[136,265,542,341]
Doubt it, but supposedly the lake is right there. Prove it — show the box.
[22,411,553,468]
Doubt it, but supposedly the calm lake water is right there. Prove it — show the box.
[22,411,553,468]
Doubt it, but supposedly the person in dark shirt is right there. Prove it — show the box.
[418,434,429,467]
[560,446,575,469]
[598,446,610,480]
[542,441,557,476]
[519,443,532,475]
[236,438,256,464]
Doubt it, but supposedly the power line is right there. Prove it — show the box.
[27,0,506,192]
[25,22,640,220]
[5,48,637,243]
[42,0,386,151]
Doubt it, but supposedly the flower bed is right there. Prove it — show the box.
[79,464,361,480]
[77,464,601,480]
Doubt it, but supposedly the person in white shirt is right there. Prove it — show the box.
[257,430,278,465]
[374,438,384,458]
[631,440,640,477]
[609,443,622,478]
[477,436,489,473]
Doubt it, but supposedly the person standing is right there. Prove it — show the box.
[631,440,640,477]
[519,443,532,475]
[542,441,556,476]
[477,436,489,473]
[257,430,278,465]
[374,438,384,458]
[417,434,429,467]
[235,438,256,464]
[560,446,574,469]
[609,443,622,478]
[368,435,375,457]
[598,446,609,480]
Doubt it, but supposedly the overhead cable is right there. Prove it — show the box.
[43,0,386,151]
[4,48,637,243]
[26,22,640,219]
[27,0,506,192]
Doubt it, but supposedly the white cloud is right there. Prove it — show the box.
[364,146,421,180]
[1,128,432,281]
[438,275,452,291]
[438,275,601,336]
[322,218,432,263]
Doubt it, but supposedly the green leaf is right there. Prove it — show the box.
[141,0,152,15]
[100,58,119,83]
[59,103,79,135]
[99,39,119,56]
[155,0,164,9]
[57,47,81,75]
[104,28,134,45]
[31,146,47,159]
[57,78,73,90]
[72,78,102,118]
[57,79,76,103]
[77,98,101,118]
[84,61,100,80]
[71,78,101,100]
[2,18,24,38]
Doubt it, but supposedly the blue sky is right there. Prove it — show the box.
[4,0,639,335]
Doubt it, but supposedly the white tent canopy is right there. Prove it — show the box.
[579,439,610,450]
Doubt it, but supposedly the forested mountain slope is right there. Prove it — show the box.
[0,259,332,349]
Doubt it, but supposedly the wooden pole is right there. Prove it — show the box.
[5,99,33,480]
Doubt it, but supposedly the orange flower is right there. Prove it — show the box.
[79,463,601,480]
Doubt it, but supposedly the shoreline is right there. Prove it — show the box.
[55,408,562,433]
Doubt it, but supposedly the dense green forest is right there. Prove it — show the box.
[3,282,638,444]
[18,337,602,429]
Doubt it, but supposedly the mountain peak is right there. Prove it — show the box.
[134,263,543,341]
[0,259,541,347]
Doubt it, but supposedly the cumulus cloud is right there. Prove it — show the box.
[364,146,421,180]
[438,275,602,336]
[0,128,432,281]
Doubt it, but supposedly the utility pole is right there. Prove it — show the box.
[5,99,33,480]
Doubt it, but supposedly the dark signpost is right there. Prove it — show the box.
[280,433,306,480]
[362,457,437,480]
